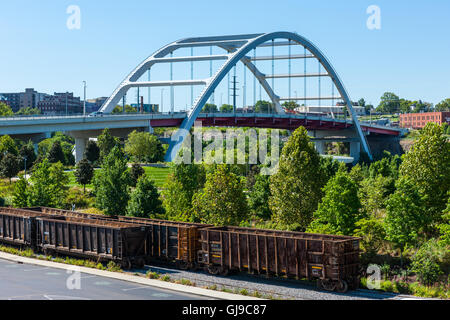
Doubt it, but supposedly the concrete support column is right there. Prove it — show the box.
[315,141,326,155]
[74,137,87,163]
[350,141,361,164]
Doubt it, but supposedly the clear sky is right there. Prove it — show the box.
[1,0,449,110]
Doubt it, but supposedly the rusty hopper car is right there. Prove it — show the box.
[199,226,361,292]
[35,215,149,269]
[115,216,211,269]
[22,207,114,222]
[0,207,48,249]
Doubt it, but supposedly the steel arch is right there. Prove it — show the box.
[100,32,372,162]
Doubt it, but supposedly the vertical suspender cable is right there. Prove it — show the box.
[210,46,214,105]
[148,70,151,111]
[190,48,194,107]
[170,52,174,114]
[318,61,321,107]
[243,63,246,109]
[271,39,275,114]
[253,48,256,107]
[288,39,292,104]
[304,47,307,108]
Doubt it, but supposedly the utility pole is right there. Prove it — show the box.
[160,88,165,113]
[82,81,86,116]
[231,75,239,114]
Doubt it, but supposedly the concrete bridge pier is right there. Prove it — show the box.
[74,137,87,164]
[349,141,361,164]
[314,141,327,155]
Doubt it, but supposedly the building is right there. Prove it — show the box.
[0,88,49,112]
[400,111,450,129]
[0,94,10,107]
[85,97,108,113]
[294,105,366,116]
[38,92,82,115]
[130,103,159,113]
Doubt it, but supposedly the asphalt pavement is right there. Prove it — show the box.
[0,258,209,300]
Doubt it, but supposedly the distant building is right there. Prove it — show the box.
[0,94,10,106]
[85,97,108,113]
[38,92,82,115]
[400,111,450,129]
[294,105,366,116]
[0,88,49,112]
[130,103,159,113]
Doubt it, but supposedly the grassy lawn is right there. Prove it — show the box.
[66,166,172,189]
[142,166,172,188]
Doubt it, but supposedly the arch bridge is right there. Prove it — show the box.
[100,32,373,161]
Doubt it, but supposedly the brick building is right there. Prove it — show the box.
[38,92,82,115]
[0,88,49,112]
[400,112,450,129]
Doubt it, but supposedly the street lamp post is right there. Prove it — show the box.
[23,156,27,180]
[160,88,165,113]
[83,81,87,116]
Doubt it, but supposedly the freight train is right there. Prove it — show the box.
[0,207,361,293]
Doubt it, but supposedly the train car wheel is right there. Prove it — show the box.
[208,266,220,275]
[136,258,145,269]
[121,258,132,270]
[318,279,337,291]
[336,280,348,293]
[219,267,229,276]
[176,260,189,270]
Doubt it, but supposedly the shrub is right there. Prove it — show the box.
[161,275,171,282]
[146,271,160,279]
[410,239,445,286]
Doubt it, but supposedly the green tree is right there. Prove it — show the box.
[125,130,164,163]
[162,163,206,221]
[0,135,19,158]
[385,177,429,257]
[220,104,233,113]
[269,126,326,230]
[354,218,386,255]
[97,128,120,163]
[161,178,192,222]
[320,156,345,183]
[308,170,363,236]
[282,101,299,111]
[112,105,137,114]
[93,146,130,216]
[435,98,450,112]
[202,103,218,113]
[84,140,100,164]
[248,174,272,220]
[254,100,272,113]
[358,175,394,217]
[127,175,164,218]
[0,153,20,183]
[399,123,450,230]
[0,103,13,117]
[27,159,69,208]
[15,107,41,115]
[410,239,446,286]
[47,140,66,164]
[19,141,36,170]
[437,196,450,247]
[192,165,249,226]
[74,159,94,193]
[12,176,29,207]
[377,92,400,114]
[130,163,145,187]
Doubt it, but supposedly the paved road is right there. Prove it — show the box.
[0,259,209,300]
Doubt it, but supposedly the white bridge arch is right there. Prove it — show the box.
[100,32,372,162]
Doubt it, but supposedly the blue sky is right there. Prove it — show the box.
[0,0,449,110]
